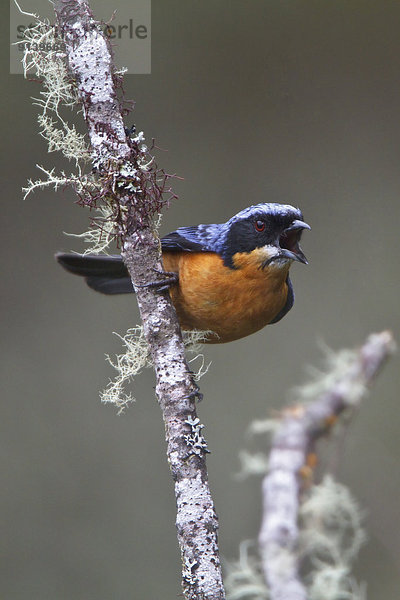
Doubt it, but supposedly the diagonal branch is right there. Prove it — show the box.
[53,1,225,598]
[258,330,395,600]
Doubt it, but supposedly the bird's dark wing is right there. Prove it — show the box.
[161,225,219,252]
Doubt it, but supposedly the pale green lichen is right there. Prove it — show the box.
[224,541,269,600]
[225,478,366,600]
[17,8,91,174]
[299,476,367,600]
[101,327,212,413]
[235,451,270,480]
[291,343,367,408]
[64,204,119,255]
[16,3,109,246]
[22,164,98,200]
[246,418,280,438]
[38,113,90,163]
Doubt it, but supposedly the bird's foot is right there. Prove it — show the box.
[135,269,178,292]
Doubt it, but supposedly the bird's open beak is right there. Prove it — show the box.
[279,220,310,264]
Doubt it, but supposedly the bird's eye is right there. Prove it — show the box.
[255,220,265,232]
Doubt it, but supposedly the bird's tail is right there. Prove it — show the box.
[56,253,134,295]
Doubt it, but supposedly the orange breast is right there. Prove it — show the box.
[162,250,290,343]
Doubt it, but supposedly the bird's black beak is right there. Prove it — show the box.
[279,220,310,264]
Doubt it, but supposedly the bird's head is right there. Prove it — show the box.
[218,203,310,269]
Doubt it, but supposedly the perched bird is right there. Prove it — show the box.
[56,203,310,343]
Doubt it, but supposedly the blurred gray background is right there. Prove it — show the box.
[2,1,400,598]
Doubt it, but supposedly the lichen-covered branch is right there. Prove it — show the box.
[258,331,395,600]
[52,1,225,598]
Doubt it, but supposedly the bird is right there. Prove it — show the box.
[56,203,310,343]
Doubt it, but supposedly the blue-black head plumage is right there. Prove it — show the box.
[219,203,309,268]
[161,202,310,269]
